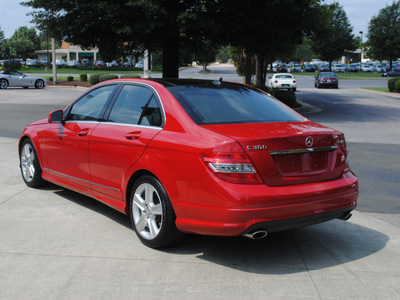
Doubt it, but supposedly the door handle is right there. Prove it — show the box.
[77,129,89,136]
[125,131,142,140]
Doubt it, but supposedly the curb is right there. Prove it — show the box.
[294,100,322,115]
[359,88,400,99]
[46,85,90,91]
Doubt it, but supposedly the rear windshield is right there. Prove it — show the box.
[167,84,304,125]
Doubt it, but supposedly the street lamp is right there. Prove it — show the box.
[359,31,363,70]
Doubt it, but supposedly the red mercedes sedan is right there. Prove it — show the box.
[19,78,358,248]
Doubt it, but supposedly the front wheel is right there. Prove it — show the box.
[130,175,184,248]
[20,139,45,188]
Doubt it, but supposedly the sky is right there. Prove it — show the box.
[0,0,397,39]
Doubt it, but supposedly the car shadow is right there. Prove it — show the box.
[45,183,389,275]
[165,220,389,275]
[45,184,131,229]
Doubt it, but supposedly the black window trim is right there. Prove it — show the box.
[102,82,166,128]
[63,83,120,123]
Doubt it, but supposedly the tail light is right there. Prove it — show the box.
[274,80,278,83]
[338,134,349,172]
[293,80,296,83]
[202,153,263,184]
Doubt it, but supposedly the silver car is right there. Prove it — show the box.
[0,70,47,89]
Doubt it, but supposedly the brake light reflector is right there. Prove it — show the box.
[202,153,263,184]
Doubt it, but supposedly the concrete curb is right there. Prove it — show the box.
[359,88,400,99]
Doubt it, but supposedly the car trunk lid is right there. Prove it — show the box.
[201,121,348,186]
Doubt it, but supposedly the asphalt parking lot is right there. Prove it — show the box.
[1,81,400,299]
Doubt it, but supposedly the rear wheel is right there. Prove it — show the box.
[35,79,44,89]
[0,79,8,89]
[130,175,184,248]
[20,139,45,188]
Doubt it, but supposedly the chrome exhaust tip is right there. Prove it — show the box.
[243,230,268,240]
[338,212,352,221]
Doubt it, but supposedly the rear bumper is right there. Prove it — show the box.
[241,205,355,236]
[174,171,358,236]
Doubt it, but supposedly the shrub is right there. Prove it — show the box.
[252,84,298,107]
[120,74,141,79]
[48,76,53,81]
[4,60,21,70]
[89,74,103,85]
[395,79,400,93]
[80,73,88,81]
[99,74,118,82]
[269,90,298,107]
[388,78,397,92]
[67,76,74,81]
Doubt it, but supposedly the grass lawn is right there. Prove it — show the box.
[361,87,390,92]
[21,67,145,75]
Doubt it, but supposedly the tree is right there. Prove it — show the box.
[367,1,400,69]
[0,26,5,58]
[4,27,41,59]
[311,3,356,69]
[217,0,320,86]
[23,0,219,78]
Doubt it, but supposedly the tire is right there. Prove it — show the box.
[0,78,9,89]
[35,79,44,89]
[130,175,184,248]
[20,139,45,188]
[293,88,297,92]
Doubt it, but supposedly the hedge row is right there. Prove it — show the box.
[254,84,298,108]
[89,74,141,85]
[388,78,400,92]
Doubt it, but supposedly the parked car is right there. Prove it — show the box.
[56,59,67,67]
[288,63,302,73]
[81,59,91,66]
[18,78,358,248]
[123,61,133,67]
[26,59,40,67]
[332,64,346,73]
[0,70,47,89]
[361,64,374,72]
[315,72,339,89]
[39,58,49,66]
[302,64,316,72]
[94,60,105,67]
[276,64,288,73]
[318,64,330,72]
[67,60,80,67]
[267,73,297,91]
[107,60,119,67]
[346,64,359,73]
[375,64,387,73]
[381,69,400,77]
[135,61,144,68]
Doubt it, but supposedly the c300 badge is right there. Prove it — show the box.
[247,145,268,151]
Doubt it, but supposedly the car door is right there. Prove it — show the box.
[8,71,30,87]
[45,84,118,188]
[88,84,163,200]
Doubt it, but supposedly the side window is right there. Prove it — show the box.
[67,85,116,121]
[139,96,162,127]
[108,85,162,126]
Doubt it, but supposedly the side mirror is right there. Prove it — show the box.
[48,110,63,123]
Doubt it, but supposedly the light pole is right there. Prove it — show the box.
[359,31,363,71]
